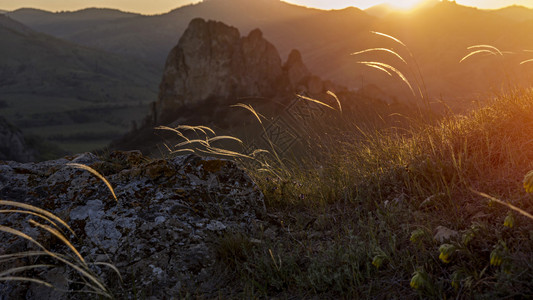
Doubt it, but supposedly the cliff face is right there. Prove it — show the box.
[158,19,281,121]
[113,18,406,155]
[156,18,341,125]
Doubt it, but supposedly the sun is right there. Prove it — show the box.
[386,0,425,10]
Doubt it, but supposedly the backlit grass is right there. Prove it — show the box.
[0,164,119,298]
[203,40,533,297]
[3,35,533,298]
[220,87,533,298]
[154,84,533,297]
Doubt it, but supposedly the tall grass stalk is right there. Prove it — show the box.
[156,34,533,298]
[353,31,430,117]
[0,163,122,297]
[0,202,115,298]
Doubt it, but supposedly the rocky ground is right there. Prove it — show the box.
[0,151,268,299]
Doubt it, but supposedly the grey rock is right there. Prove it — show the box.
[0,150,266,298]
[156,18,337,124]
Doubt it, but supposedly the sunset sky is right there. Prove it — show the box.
[0,0,531,14]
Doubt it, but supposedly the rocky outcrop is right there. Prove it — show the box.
[158,19,282,121]
[0,151,266,298]
[156,18,343,125]
[112,18,407,155]
[0,116,36,162]
[284,49,311,90]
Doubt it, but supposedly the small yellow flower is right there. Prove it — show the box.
[372,255,385,269]
[438,244,456,264]
[410,228,426,243]
[490,248,503,266]
[523,170,533,193]
[451,280,459,290]
[462,231,475,245]
[439,252,451,263]
[410,271,426,290]
[450,271,462,290]
[503,212,514,228]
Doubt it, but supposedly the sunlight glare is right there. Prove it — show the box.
[386,0,425,10]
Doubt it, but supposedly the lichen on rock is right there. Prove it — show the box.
[0,150,266,298]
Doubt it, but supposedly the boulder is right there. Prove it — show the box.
[0,150,266,298]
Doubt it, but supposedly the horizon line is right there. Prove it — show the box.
[1,1,532,16]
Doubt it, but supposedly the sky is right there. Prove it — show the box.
[0,0,532,14]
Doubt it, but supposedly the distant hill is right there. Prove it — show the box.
[365,4,394,18]
[7,8,138,39]
[0,12,33,33]
[0,15,160,154]
[8,0,533,104]
[379,2,533,100]
[323,1,533,103]
[365,0,439,17]
[0,116,37,162]
[7,1,372,66]
[9,0,332,68]
[490,5,533,22]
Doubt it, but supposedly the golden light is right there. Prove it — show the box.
[386,0,425,10]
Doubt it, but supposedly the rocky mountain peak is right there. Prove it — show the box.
[246,28,263,40]
[284,49,311,89]
[156,18,331,125]
[113,18,400,155]
[157,18,288,123]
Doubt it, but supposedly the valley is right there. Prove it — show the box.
[0,15,159,156]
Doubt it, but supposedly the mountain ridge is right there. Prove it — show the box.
[490,5,533,21]
[7,0,533,106]
[7,0,372,66]
[0,15,160,154]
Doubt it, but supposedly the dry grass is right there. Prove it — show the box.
[67,163,118,202]
[0,163,121,297]
[200,36,533,298]
[4,32,533,299]
[0,201,115,298]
